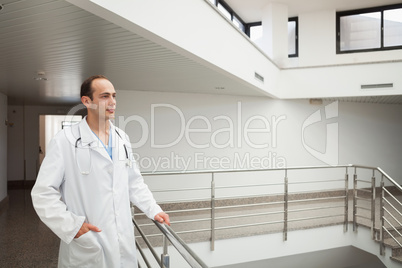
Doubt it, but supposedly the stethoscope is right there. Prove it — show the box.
[75,129,132,175]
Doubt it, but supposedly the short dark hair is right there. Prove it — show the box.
[80,75,108,100]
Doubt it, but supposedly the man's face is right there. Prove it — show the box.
[83,78,116,121]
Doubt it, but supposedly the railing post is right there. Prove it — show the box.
[353,167,357,232]
[161,236,170,268]
[284,169,288,241]
[211,172,215,251]
[344,167,349,232]
[371,170,376,240]
[380,177,385,255]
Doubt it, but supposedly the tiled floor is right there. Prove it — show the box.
[0,190,59,268]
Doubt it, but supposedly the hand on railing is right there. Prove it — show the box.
[153,220,209,268]
[154,211,171,226]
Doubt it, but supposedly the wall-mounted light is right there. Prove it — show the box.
[309,98,323,105]
[5,120,14,127]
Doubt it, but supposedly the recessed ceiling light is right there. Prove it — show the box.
[34,71,48,81]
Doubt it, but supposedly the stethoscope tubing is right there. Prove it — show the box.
[74,129,130,175]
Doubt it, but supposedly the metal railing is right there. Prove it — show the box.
[378,167,402,255]
[133,164,402,266]
[351,165,402,256]
[133,218,208,268]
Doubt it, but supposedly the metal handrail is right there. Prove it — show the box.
[135,164,402,264]
[141,164,352,250]
[133,218,162,267]
[153,221,209,268]
[133,218,209,268]
[377,167,402,191]
[142,164,352,177]
[377,167,402,256]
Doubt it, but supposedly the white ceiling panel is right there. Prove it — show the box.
[0,0,401,105]
[0,0,265,105]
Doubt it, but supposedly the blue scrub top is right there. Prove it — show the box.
[92,129,113,159]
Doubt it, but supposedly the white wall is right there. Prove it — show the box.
[277,61,402,99]
[6,91,402,199]
[7,106,24,182]
[114,90,402,197]
[0,93,7,202]
[7,105,81,182]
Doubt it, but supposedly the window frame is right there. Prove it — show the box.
[245,18,299,58]
[245,22,262,38]
[336,4,402,54]
[288,17,299,58]
[215,0,246,32]
[212,1,299,57]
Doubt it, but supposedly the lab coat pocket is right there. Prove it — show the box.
[69,231,103,267]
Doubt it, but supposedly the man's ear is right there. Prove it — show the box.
[81,96,91,108]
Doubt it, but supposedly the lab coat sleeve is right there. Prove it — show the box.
[125,135,162,219]
[31,137,85,244]
[128,161,163,219]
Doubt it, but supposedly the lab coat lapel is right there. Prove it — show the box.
[79,118,112,163]
[110,124,127,164]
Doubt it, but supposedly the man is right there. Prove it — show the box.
[31,75,170,267]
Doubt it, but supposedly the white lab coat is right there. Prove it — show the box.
[31,118,162,268]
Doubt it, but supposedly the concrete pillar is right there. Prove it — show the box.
[261,3,288,66]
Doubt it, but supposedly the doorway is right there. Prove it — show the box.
[38,115,82,166]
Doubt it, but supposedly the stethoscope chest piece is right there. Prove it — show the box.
[75,138,92,175]
[126,159,132,168]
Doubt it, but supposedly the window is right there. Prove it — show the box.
[213,0,246,32]
[246,22,262,43]
[336,4,402,53]
[62,120,80,129]
[233,15,245,32]
[246,18,299,58]
[217,3,231,20]
[212,1,299,57]
[288,17,298,57]
[384,8,402,47]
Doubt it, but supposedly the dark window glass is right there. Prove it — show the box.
[340,12,381,51]
[288,17,298,57]
[218,3,231,20]
[233,15,245,32]
[337,4,402,53]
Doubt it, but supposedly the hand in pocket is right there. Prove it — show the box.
[75,222,102,238]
